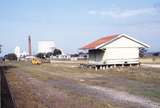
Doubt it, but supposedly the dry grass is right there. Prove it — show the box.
[7,72,47,108]
[39,62,160,102]
[7,72,114,108]
[6,61,117,108]
[140,57,160,64]
[5,61,160,107]
[43,63,160,84]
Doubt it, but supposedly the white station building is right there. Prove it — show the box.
[81,34,150,65]
[38,41,55,53]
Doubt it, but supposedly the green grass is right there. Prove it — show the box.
[141,90,160,102]
[143,90,160,99]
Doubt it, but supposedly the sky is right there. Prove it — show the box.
[0,0,160,55]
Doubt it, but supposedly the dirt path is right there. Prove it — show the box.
[87,86,160,108]
[141,64,160,68]
[10,69,160,108]
[48,79,160,108]
[7,70,114,108]
[6,63,160,108]
[28,65,160,108]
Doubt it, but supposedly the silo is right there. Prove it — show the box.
[15,46,21,58]
[38,41,55,53]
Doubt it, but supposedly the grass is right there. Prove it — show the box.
[140,56,160,64]
[142,90,160,101]
[6,62,117,108]
[5,61,160,105]
[16,62,160,86]
[143,90,160,98]
[6,71,47,108]
[65,94,115,108]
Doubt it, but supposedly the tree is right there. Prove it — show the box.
[4,53,17,60]
[46,52,54,58]
[153,52,160,56]
[36,49,62,59]
[71,53,79,57]
[139,48,147,58]
[36,53,46,59]
[53,49,62,56]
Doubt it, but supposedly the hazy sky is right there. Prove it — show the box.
[0,0,160,55]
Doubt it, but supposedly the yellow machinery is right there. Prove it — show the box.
[31,58,42,65]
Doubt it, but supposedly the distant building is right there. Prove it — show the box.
[81,34,150,65]
[21,51,28,57]
[14,46,21,58]
[38,41,55,53]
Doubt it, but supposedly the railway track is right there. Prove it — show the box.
[1,66,16,108]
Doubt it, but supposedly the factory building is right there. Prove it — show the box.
[38,41,55,53]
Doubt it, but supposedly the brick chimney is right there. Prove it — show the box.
[28,35,32,56]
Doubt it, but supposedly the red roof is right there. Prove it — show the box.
[82,34,119,49]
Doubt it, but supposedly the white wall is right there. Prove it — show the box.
[101,36,144,48]
[89,36,143,64]
[14,46,21,58]
[104,48,139,60]
[38,41,55,53]
[103,48,139,64]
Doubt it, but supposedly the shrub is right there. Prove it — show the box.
[36,53,46,59]
[53,49,62,56]
[139,48,147,58]
[4,53,17,60]
[46,52,54,58]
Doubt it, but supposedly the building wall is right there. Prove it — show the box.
[103,48,139,64]
[38,41,55,53]
[89,48,139,64]
[101,36,144,48]
[89,36,143,64]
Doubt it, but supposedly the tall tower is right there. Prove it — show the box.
[28,35,32,56]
